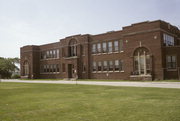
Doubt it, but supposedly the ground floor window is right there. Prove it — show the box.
[93,62,96,72]
[103,61,108,71]
[109,61,113,71]
[166,55,176,69]
[98,62,102,71]
[41,64,60,73]
[92,60,124,73]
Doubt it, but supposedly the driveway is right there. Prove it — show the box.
[1,79,180,89]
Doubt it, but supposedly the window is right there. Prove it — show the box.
[163,34,174,46]
[103,61,108,71]
[46,65,49,72]
[41,49,59,60]
[47,51,50,58]
[114,41,119,52]
[120,40,123,52]
[97,43,101,53]
[114,60,119,71]
[43,52,46,59]
[98,61,102,71]
[102,42,107,53]
[108,42,112,52]
[93,62,96,72]
[53,65,56,72]
[57,49,59,58]
[69,39,77,57]
[119,60,123,71]
[166,55,176,69]
[92,44,96,54]
[53,50,56,58]
[43,65,46,73]
[109,61,113,71]
[50,50,53,58]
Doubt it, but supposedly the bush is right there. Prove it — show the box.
[11,74,20,79]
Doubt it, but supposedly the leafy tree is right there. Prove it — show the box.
[0,57,20,79]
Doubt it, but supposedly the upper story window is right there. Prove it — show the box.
[163,34,174,46]
[166,55,176,69]
[114,41,119,52]
[57,49,59,58]
[102,42,107,53]
[69,39,77,57]
[108,42,113,52]
[97,43,101,53]
[92,44,96,54]
[120,40,123,52]
[41,49,60,60]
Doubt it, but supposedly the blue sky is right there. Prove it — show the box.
[0,0,179,58]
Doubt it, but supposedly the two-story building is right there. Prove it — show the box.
[20,20,180,80]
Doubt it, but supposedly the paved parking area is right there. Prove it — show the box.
[1,79,180,89]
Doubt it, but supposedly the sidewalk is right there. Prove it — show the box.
[1,79,180,89]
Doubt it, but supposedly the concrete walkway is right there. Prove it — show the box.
[1,79,180,89]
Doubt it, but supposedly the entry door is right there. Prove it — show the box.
[68,64,73,78]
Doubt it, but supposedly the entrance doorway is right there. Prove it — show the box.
[133,47,151,75]
[68,64,74,78]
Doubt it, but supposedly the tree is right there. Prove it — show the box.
[0,57,20,79]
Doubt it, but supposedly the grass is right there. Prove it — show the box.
[0,83,180,121]
[18,78,180,82]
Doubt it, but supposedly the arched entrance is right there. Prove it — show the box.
[133,47,151,75]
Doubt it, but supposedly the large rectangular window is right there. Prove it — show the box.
[166,55,176,69]
[114,41,119,52]
[102,42,107,53]
[97,43,101,53]
[98,61,102,71]
[57,49,59,58]
[108,42,112,52]
[93,62,96,72]
[114,60,119,71]
[103,61,108,71]
[92,44,96,54]
[120,40,123,52]
[56,64,59,72]
[163,34,174,46]
[40,49,60,60]
[109,61,113,71]
[119,60,123,71]
[53,50,56,58]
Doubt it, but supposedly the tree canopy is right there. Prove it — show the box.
[0,57,20,78]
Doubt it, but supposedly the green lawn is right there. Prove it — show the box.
[0,83,180,121]
[19,78,180,82]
